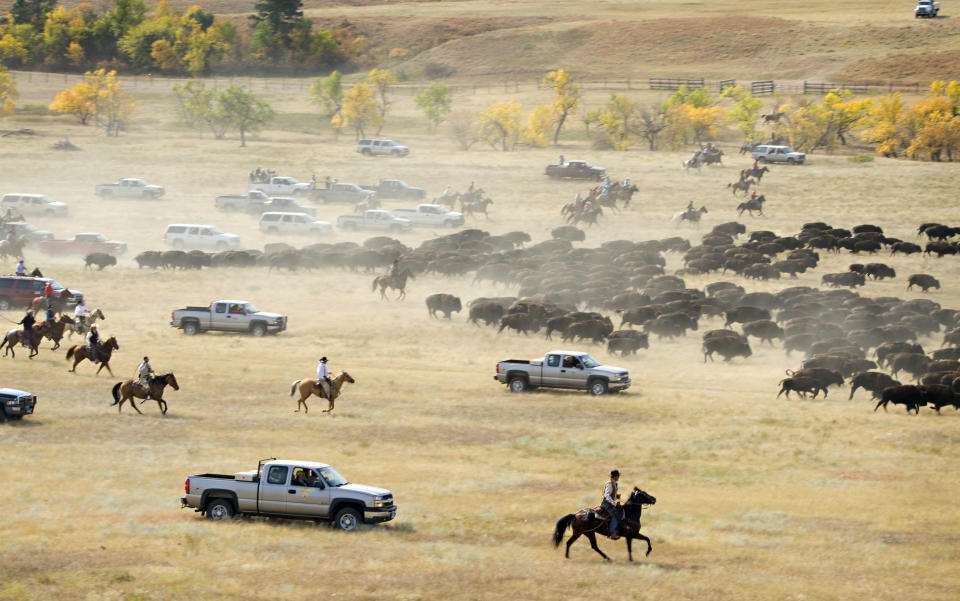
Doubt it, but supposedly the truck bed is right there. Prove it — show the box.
[181,306,210,312]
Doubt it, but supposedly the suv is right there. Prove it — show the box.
[1,193,69,217]
[259,212,332,235]
[0,276,84,310]
[163,224,241,250]
[356,139,410,157]
[0,388,37,423]
[3,222,54,244]
[753,145,806,165]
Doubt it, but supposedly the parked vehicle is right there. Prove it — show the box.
[310,183,376,204]
[181,458,396,530]
[215,190,272,212]
[171,300,287,337]
[249,197,316,217]
[359,179,425,200]
[915,0,939,17]
[356,138,410,157]
[389,204,464,228]
[1,193,68,217]
[752,145,806,164]
[259,212,332,235]
[249,176,312,197]
[37,233,127,256]
[0,388,37,423]
[545,160,606,181]
[494,350,631,396]
[3,222,53,244]
[95,178,165,199]
[337,210,412,233]
[163,224,241,250]
[0,276,84,310]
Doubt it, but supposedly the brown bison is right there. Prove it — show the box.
[425,293,462,319]
[777,376,827,400]
[848,371,900,400]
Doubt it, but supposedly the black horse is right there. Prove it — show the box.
[737,195,766,217]
[553,487,656,561]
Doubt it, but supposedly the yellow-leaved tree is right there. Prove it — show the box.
[49,79,97,124]
[0,66,17,118]
[861,93,909,157]
[904,96,959,161]
[521,105,552,148]
[337,82,381,140]
[50,69,135,135]
[477,100,522,151]
[367,68,396,135]
[541,69,580,145]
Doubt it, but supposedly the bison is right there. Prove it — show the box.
[425,294,462,319]
[848,371,900,400]
[777,376,827,400]
[741,320,784,345]
[724,306,771,328]
[84,252,117,271]
[874,385,923,414]
[907,274,941,292]
[702,335,752,362]
[469,301,505,327]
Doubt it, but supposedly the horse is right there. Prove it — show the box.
[372,268,415,300]
[739,141,757,155]
[463,197,494,219]
[37,314,74,350]
[737,195,767,217]
[0,238,25,261]
[110,373,180,415]
[672,206,708,226]
[553,487,657,562]
[701,149,724,165]
[740,166,770,182]
[70,308,106,338]
[0,326,40,358]
[31,289,74,315]
[570,205,603,227]
[762,111,786,124]
[682,155,702,173]
[289,372,356,413]
[727,178,757,196]
[66,336,119,375]
[353,197,381,214]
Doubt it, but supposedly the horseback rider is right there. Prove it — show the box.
[602,469,622,540]
[74,300,90,333]
[387,259,399,282]
[18,310,35,349]
[750,190,758,201]
[45,305,54,324]
[686,200,695,213]
[316,357,332,400]
[86,324,100,363]
[752,159,758,170]
[15,259,26,276]
[138,356,154,400]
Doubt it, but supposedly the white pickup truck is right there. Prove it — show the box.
[181,458,396,530]
[338,210,412,233]
[95,178,165,199]
[171,300,287,337]
[249,176,312,197]
[389,204,464,228]
[915,0,939,17]
[215,190,272,212]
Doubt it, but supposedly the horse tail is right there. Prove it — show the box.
[290,380,301,396]
[111,382,122,405]
[371,277,379,292]
[66,346,75,361]
[553,514,576,548]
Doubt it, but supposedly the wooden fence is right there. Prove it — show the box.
[802,81,868,95]
[751,80,775,96]
[649,77,705,91]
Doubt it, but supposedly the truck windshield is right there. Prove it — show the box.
[242,303,259,314]
[319,466,348,487]
[581,355,600,368]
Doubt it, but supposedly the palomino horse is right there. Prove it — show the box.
[672,206,708,226]
[31,290,74,315]
[0,327,40,358]
[37,314,74,350]
[372,268,415,300]
[553,487,657,562]
[70,308,106,337]
[289,372,356,413]
[66,336,119,375]
[111,373,180,415]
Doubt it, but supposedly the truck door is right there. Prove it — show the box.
[258,464,290,514]
[285,467,331,517]
[211,302,230,329]
[557,354,586,388]
[540,354,564,386]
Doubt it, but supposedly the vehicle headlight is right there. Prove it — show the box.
[373,495,391,507]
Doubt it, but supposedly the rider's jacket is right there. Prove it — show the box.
[602,480,618,505]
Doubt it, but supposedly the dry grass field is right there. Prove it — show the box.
[2,4,960,598]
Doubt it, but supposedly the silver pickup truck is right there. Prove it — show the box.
[494,350,631,396]
[181,458,396,530]
[171,300,287,336]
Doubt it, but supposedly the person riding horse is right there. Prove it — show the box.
[18,310,36,350]
[138,356,154,400]
[602,469,623,540]
[74,300,90,333]
[316,357,332,400]
[386,260,399,284]
[15,259,26,276]
[86,325,100,363]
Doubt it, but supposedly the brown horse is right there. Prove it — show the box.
[69,308,106,337]
[110,373,180,415]
[372,268,415,300]
[553,487,656,562]
[289,372,355,413]
[37,314,74,350]
[31,289,75,315]
[66,336,119,375]
[727,178,757,196]
[0,238,25,260]
[0,326,40,358]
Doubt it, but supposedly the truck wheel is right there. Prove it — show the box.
[588,379,608,396]
[362,149,372,156]
[333,507,361,531]
[444,220,457,228]
[0,410,6,423]
[182,322,199,336]
[787,158,797,165]
[509,377,529,393]
[206,499,234,521]
[250,323,267,337]
[0,296,10,310]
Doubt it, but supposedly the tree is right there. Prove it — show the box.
[250,0,304,36]
[11,0,56,26]
[477,100,522,151]
[48,79,97,124]
[541,69,580,145]
[589,94,637,150]
[637,106,667,151]
[822,89,872,145]
[336,82,380,140]
[104,0,149,39]
[0,67,18,118]
[862,93,909,157]
[782,89,871,152]
[368,68,396,135]
[88,69,135,136]
[216,85,274,147]
[310,70,344,134]
[448,110,478,150]
[721,85,763,141]
[412,82,452,133]
[172,80,230,138]
[521,105,552,148]
[904,96,957,161]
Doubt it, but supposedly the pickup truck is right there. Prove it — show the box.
[171,300,287,337]
[494,350,631,396]
[95,178,165,199]
[249,176,312,197]
[181,458,396,530]
[356,138,410,157]
[360,179,425,201]
[249,197,316,217]
[916,0,939,17]
[215,190,272,212]
[338,210,412,233]
[37,233,127,256]
[389,204,464,228]
[752,144,806,165]
[311,183,376,205]
[545,160,606,181]
[0,388,37,423]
